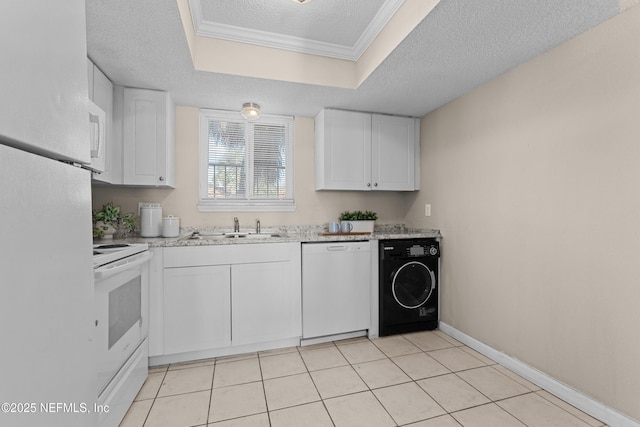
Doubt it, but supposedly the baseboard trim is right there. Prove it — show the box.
[438,322,640,427]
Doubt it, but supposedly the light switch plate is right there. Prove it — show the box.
[425,204,431,216]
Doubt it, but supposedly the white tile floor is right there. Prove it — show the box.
[120,330,608,427]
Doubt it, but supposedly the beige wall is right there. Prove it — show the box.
[406,7,640,421]
[92,109,408,229]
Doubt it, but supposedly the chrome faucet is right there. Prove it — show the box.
[256,219,261,234]
[233,217,240,232]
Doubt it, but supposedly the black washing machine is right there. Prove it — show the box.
[379,238,439,336]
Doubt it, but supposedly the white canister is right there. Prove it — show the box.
[162,215,180,238]
[140,203,163,237]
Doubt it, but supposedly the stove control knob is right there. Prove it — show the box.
[429,246,438,256]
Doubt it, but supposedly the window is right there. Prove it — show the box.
[199,109,295,211]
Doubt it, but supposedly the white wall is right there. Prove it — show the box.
[406,7,640,421]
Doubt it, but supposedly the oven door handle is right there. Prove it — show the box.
[94,251,153,281]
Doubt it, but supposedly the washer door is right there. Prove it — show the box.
[392,261,435,309]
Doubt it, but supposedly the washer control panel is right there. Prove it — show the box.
[381,239,439,260]
[407,244,439,257]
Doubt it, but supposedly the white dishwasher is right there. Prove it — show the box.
[302,241,371,340]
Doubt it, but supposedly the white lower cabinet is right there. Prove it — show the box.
[163,265,231,354]
[152,243,301,362]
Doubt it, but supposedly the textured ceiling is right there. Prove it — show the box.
[86,0,621,118]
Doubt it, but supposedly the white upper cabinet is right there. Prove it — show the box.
[315,109,419,191]
[87,70,175,187]
[122,88,175,187]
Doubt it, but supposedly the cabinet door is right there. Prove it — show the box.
[164,266,231,354]
[315,109,372,190]
[122,88,175,187]
[231,262,300,346]
[371,114,418,191]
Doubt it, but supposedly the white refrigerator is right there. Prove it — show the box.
[0,1,98,426]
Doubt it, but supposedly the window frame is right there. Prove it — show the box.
[198,109,295,212]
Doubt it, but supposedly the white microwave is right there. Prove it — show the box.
[88,100,106,173]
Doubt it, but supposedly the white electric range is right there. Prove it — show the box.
[93,242,151,427]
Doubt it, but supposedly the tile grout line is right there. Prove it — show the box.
[533,390,607,427]
[143,366,169,427]
[256,351,274,427]
[295,343,338,427]
[204,360,216,427]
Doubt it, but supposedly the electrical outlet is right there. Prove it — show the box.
[425,204,431,217]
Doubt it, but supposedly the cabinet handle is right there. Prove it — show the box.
[367,183,371,187]
[374,183,378,187]
[158,176,164,182]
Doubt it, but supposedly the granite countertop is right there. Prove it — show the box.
[102,224,441,247]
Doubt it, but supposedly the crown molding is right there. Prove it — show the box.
[188,0,405,61]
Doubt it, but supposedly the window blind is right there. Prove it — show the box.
[207,119,246,199]
[252,123,288,199]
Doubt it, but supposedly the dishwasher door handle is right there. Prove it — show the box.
[326,245,348,251]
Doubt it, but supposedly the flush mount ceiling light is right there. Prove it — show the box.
[290,0,313,4]
[240,102,261,120]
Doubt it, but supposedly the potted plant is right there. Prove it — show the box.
[338,210,378,233]
[93,202,137,239]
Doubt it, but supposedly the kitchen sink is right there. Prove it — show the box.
[225,232,286,239]
[223,232,249,238]
[182,231,224,240]
[250,233,287,239]
[182,231,287,240]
